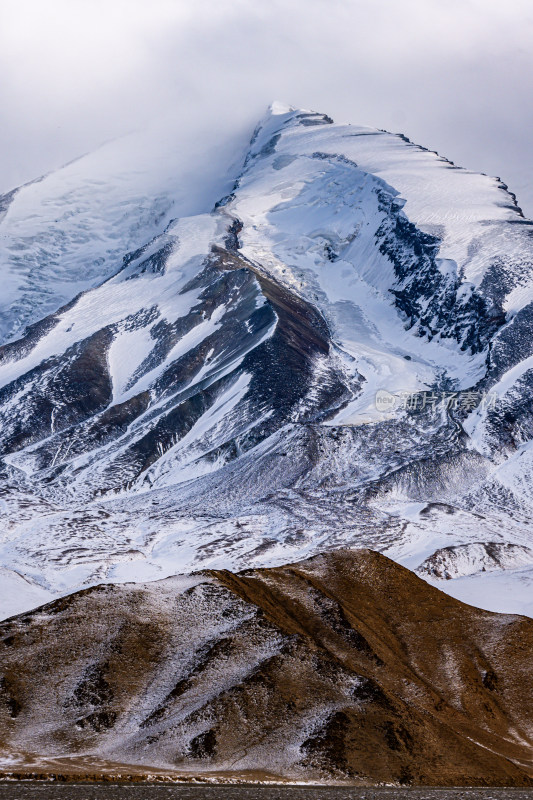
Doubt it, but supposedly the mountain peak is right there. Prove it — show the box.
[268,100,297,115]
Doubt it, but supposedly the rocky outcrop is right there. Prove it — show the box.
[417,542,533,580]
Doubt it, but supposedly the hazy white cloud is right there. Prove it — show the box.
[1,0,532,214]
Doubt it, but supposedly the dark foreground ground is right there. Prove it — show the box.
[1,786,533,800]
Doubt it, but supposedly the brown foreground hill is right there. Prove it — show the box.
[0,549,532,786]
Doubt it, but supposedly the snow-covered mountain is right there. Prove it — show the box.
[1,103,533,618]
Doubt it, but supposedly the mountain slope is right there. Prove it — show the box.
[1,550,532,785]
[0,122,247,345]
[1,104,533,617]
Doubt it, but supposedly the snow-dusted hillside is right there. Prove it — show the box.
[2,550,533,785]
[1,103,533,618]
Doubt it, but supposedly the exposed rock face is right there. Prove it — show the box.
[416,542,533,580]
[0,549,532,785]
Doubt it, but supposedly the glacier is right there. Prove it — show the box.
[1,103,533,618]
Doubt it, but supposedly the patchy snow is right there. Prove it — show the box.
[416,541,533,580]
[0,213,227,392]
[465,357,533,454]
[140,371,253,489]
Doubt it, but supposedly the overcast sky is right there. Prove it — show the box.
[1,0,532,216]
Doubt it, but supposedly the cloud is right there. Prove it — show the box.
[1,0,532,215]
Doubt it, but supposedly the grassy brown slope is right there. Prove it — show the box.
[214,550,533,782]
[0,549,532,785]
